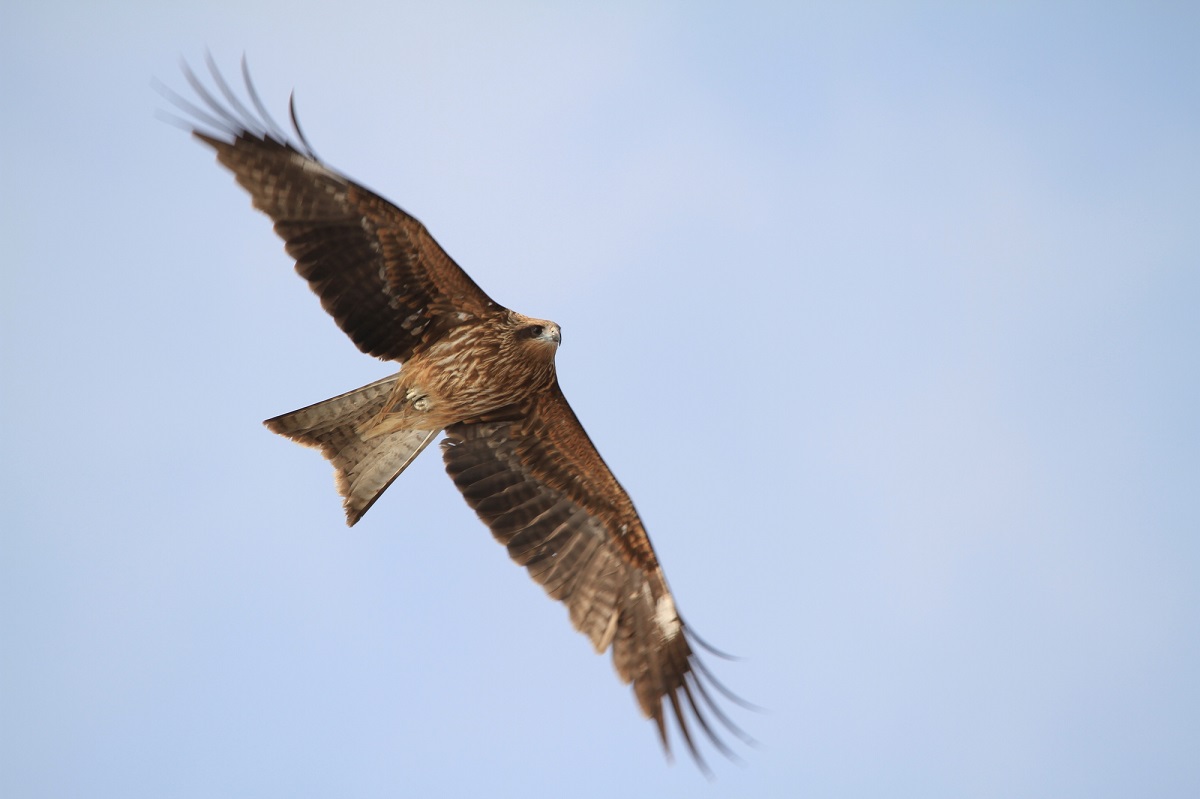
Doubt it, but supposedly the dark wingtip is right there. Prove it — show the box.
[240,53,291,144]
[646,620,758,776]
[689,646,766,716]
[289,90,319,160]
[158,52,337,172]
[683,619,744,661]
[667,690,715,779]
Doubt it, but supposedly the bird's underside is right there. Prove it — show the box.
[163,55,751,773]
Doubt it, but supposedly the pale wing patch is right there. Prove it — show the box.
[655,592,681,640]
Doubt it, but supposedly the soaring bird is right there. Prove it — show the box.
[165,57,748,770]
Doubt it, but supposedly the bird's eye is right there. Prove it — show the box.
[522,325,544,339]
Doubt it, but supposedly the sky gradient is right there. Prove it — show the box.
[3,2,1198,797]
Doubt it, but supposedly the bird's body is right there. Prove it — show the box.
[166,57,747,771]
[360,311,562,436]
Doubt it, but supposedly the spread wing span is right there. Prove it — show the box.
[163,55,751,772]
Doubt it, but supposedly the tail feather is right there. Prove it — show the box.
[264,375,439,525]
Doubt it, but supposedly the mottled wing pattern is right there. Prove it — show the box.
[174,59,498,363]
[442,385,747,768]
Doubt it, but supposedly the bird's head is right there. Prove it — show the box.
[512,314,562,352]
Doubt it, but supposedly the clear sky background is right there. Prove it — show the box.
[3,2,1198,797]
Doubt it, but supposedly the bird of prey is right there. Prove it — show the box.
[164,57,749,770]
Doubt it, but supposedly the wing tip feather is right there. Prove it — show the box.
[640,623,756,776]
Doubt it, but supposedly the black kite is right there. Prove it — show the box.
[165,57,749,771]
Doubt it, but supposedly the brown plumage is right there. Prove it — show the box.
[165,56,750,771]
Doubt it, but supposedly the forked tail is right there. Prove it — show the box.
[264,375,439,525]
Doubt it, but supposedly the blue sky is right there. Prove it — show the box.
[3,2,1198,796]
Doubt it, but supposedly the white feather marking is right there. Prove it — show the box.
[655,593,681,640]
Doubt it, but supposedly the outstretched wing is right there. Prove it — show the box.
[441,385,748,770]
[167,57,499,363]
